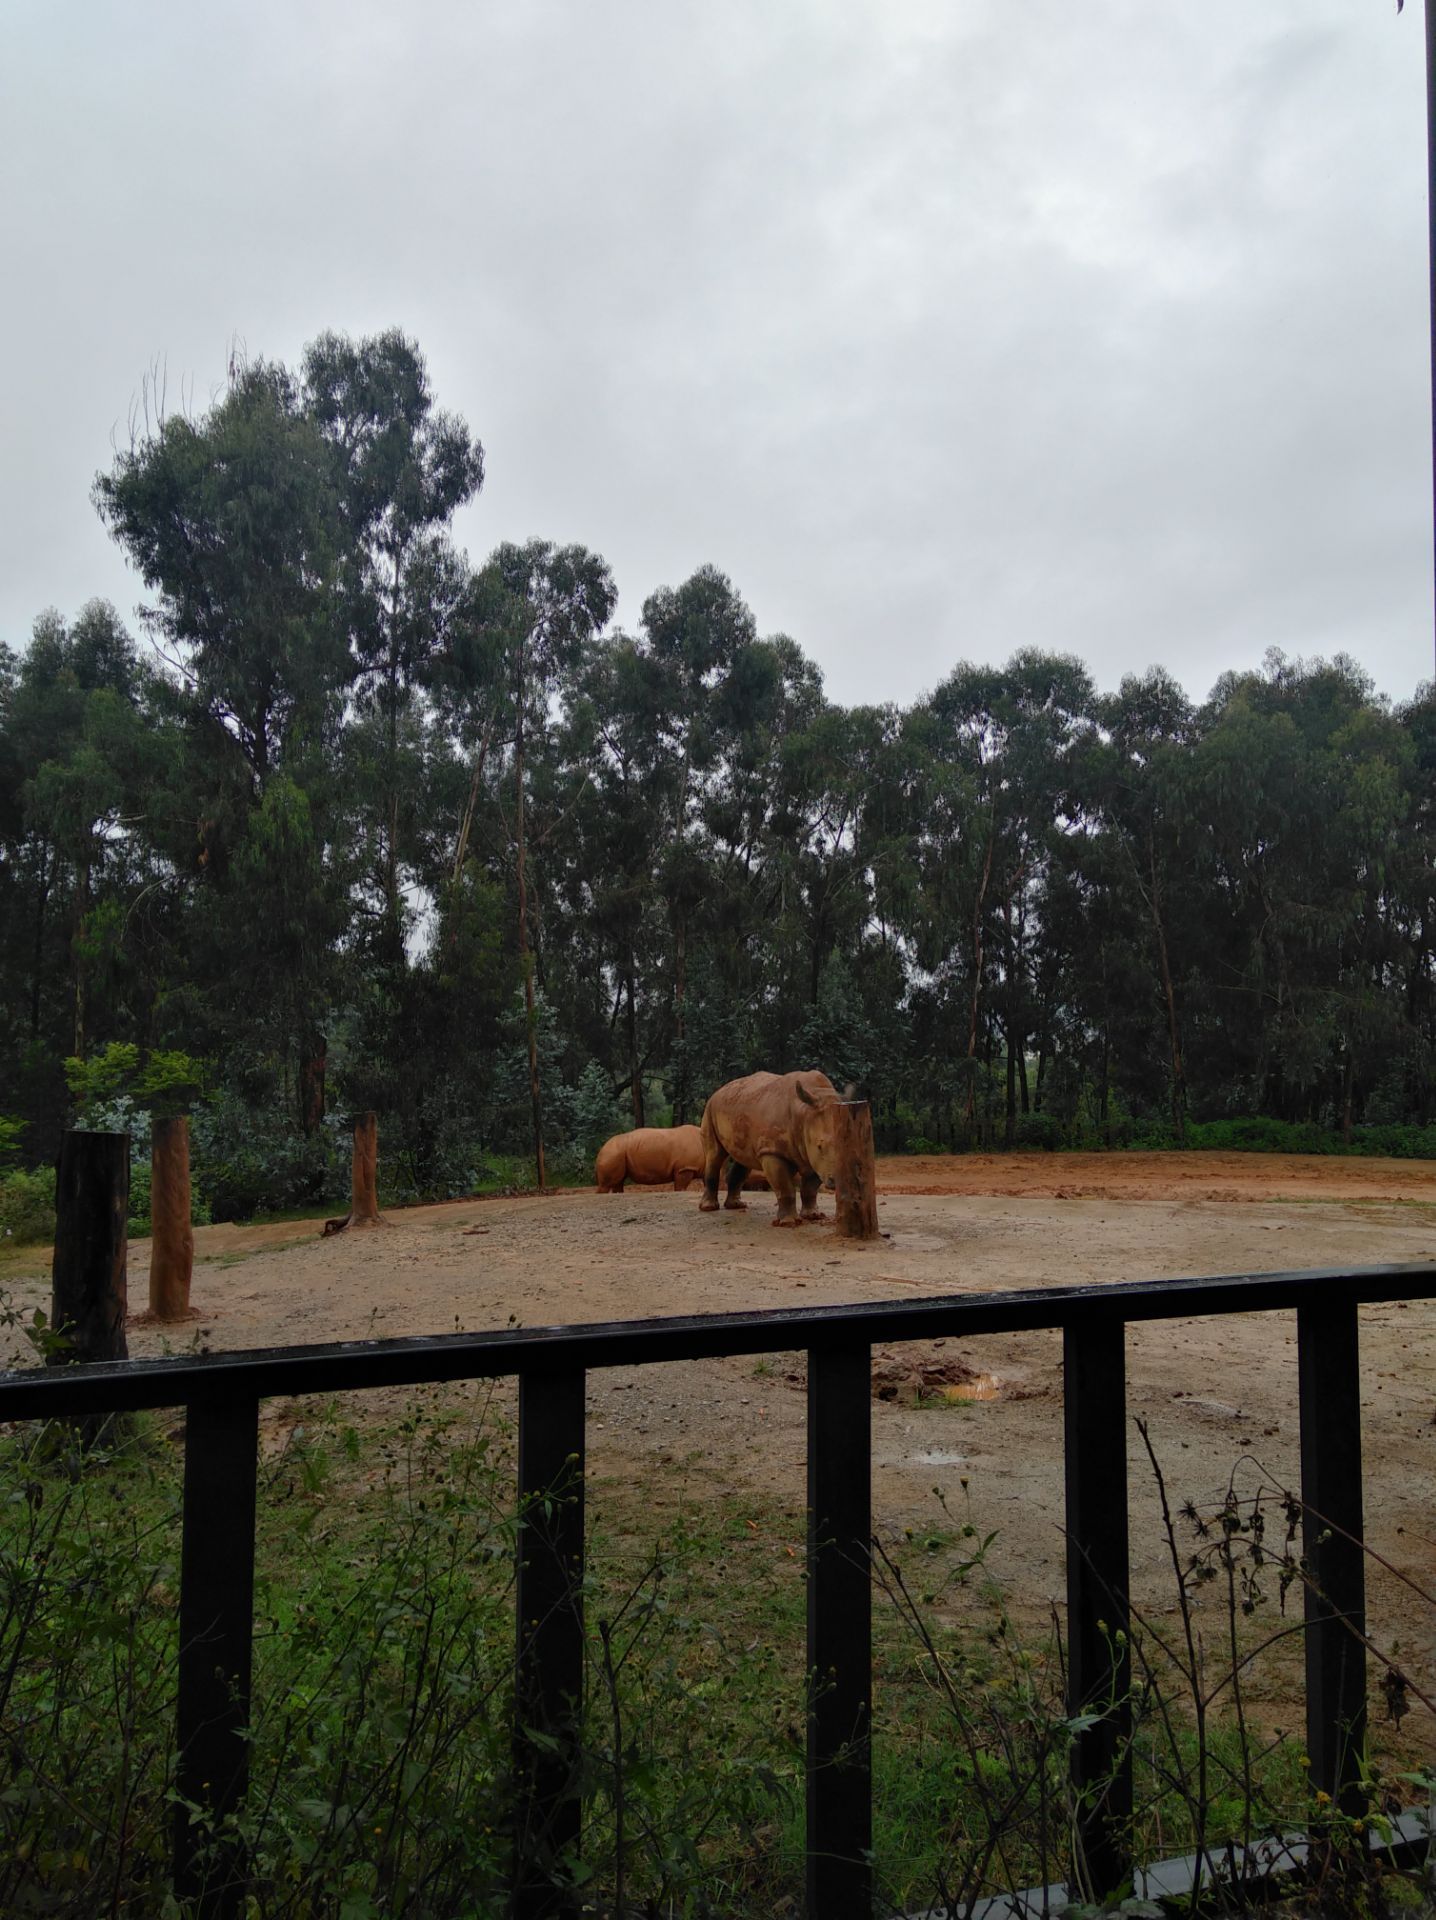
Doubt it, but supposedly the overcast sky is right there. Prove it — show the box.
[4,0,1433,712]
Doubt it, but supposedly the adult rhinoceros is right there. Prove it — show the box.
[698,1070,842,1227]
[594,1125,706,1193]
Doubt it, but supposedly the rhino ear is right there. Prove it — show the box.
[795,1079,815,1107]
[843,1083,857,1100]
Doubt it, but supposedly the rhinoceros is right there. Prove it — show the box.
[594,1125,706,1193]
[698,1070,843,1227]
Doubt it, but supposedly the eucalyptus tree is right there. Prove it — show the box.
[95,362,354,1128]
[567,632,674,1124]
[913,651,1097,1141]
[477,540,617,1183]
[1393,683,1435,1119]
[2,605,153,1092]
[1095,666,1201,1138]
[96,362,349,790]
[1190,654,1417,1130]
[303,330,485,950]
[639,566,762,1084]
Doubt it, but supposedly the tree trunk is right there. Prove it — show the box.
[51,1130,129,1365]
[298,1030,327,1135]
[30,841,50,1039]
[626,954,644,1128]
[324,1112,388,1233]
[1147,829,1187,1144]
[514,639,547,1190]
[72,843,90,1058]
[1341,1045,1356,1144]
[452,706,498,883]
[148,1115,195,1320]
[351,1112,383,1224]
[963,824,996,1121]
[673,916,688,1126]
[833,1100,879,1240]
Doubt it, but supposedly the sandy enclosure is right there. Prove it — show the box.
[5,1150,1436,1737]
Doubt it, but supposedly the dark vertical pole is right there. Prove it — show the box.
[1298,1301,1367,1818]
[50,1129,129,1367]
[514,1368,586,1918]
[175,1393,259,1918]
[806,1340,872,1919]
[1426,0,1436,678]
[1064,1317,1132,1903]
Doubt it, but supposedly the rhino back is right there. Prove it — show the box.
[623,1126,706,1182]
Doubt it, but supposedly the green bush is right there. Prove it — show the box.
[0,1166,56,1244]
[0,1403,798,1917]
[1185,1117,1436,1160]
[1013,1112,1061,1152]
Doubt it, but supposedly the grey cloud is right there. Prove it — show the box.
[2,0,1429,711]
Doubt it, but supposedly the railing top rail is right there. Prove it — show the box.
[0,1262,1431,1420]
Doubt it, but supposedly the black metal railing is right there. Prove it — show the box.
[2,1261,1432,1917]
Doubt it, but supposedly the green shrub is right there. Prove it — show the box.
[0,1166,56,1244]
[1184,1117,1436,1160]
[1013,1112,1061,1152]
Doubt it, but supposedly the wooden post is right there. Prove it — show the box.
[50,1130,129,1365]
[323,1111,388,1234]
[833,1100,879,1240]
[350,1111,381,1223]
[149,1114,195,1320]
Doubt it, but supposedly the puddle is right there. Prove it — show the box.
[872,1349,1006,1405]
[934,1372,1002,1402]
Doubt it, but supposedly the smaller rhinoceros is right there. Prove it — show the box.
[595,1125,707,1193]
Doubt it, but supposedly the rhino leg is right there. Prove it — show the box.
[699,1135,726,1211]
[722,1159,748,1210]
[799,1171,823,1220]
[763,1155,800,1227]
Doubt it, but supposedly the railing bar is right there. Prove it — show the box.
[1298,1301,1368,1819]
[1064,1318,1132,1901]
[175,1391,259,1918]
[514,1366,587,1919]
[2,1265,1432,1418]
[807,1340,873,1918]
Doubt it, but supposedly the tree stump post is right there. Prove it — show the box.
[324,1111,388,1234]
[51,1130,129,1365]
[149,1114,195,1321]
[833,1100,879,1240]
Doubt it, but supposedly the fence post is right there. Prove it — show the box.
[149,1113,195,1320]
[807,1340,872,1917]
[514,1367,587,1918]
[50,1129,129,1367]
[1064,1316,1132,1902]
[1298,1300,1367,1819]
[175,1392,259,1919]
[832,1101,880,1240]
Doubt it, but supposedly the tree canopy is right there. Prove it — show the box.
[3,330,1432,1215]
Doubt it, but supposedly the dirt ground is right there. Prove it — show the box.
[5,1149,1436,1746]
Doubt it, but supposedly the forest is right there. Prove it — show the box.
[1,329,1433,1226]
